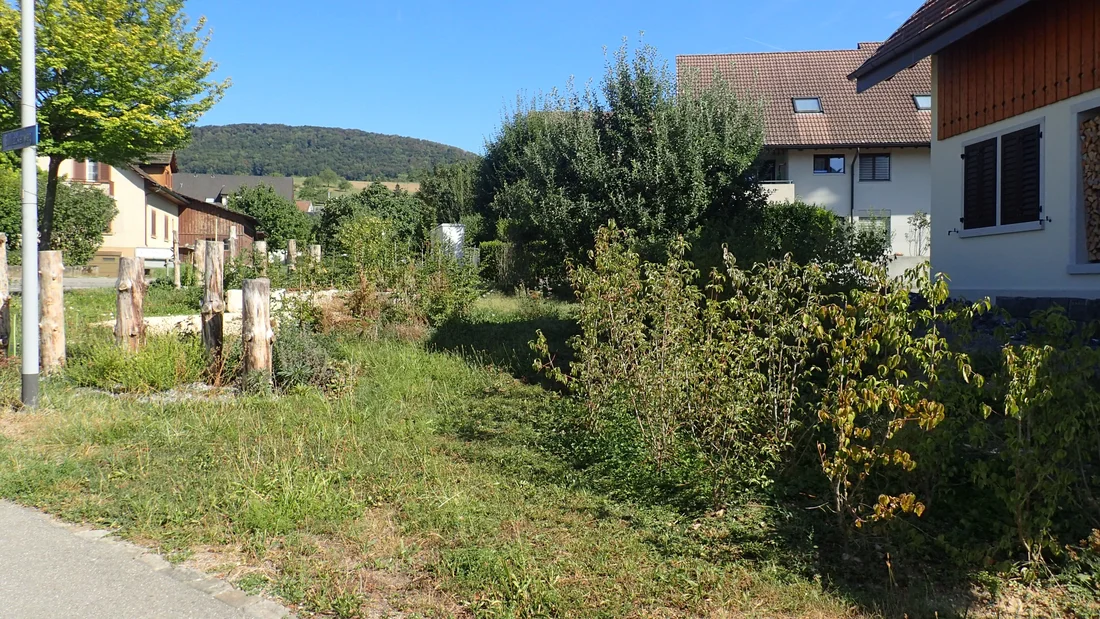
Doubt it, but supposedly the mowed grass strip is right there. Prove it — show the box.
[0,292,859,618]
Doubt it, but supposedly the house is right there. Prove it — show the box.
[44,153,258,276]
[295,200,314,213]
[173,173,295,206]
[850,0,1100,310]
[678,45,933,258]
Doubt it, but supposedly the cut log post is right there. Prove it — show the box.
[228,227,239,261]
[253,240,268,276]
[309,244,322,264]
[242,278,273,378]
[172,231,181,289]
[201,240,225,355]
[193,240,207,283]
[115,257,147,351]
[1081,116,1100,262]
[39,251,65,374]
[286,239,297,271]
[0,234,9,357]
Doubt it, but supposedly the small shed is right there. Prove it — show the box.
[177,199,259,258]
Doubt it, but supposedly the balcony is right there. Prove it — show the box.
[762,181,795,204]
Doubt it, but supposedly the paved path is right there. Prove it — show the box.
[10,276,118,293]
[0,501,291,619]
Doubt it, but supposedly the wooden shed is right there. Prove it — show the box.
[178,199,259,258]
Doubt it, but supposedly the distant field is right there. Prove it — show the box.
[291,178,420,201]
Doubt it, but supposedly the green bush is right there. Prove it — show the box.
[67,335,207,393]
[272,325,343,394]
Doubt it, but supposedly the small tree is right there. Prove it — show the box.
[0,0,228,250]
[227,184,311,251]
[419,159,479,224]
[906,211,931,257]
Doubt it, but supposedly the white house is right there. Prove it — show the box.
[851,0,1100,314]
[679,44,933,258]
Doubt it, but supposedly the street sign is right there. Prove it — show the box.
[2,125,38,152]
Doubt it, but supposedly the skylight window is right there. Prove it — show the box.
[914,94,932,110]
[793,98,823,113]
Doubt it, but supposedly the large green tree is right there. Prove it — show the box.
[418,158,479,224]
[0,0,228,249]
[227,184,312,251]
[317,182,431,252]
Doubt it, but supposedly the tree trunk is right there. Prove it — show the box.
[286,239,297,271]
[228,227,239,260]
[0,234,9,357]
[41,156,63,250]
[193,240,207,284]
[201,240,225,355]
[253,240,268,276]
[172,231,181,289]
[242,278,273,378]
[39,251,65,374]
[310,244,322,264]
[115,257,147,351]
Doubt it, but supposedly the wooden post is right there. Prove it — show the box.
[115,257,147,351]
[309,244,321,264]
[242,278,273,377]
[200,240,224,355]
[253,240,268,276]
[286,239,297,271]
[193,240,207,283]
[0,234,9,357]
[172,231,181,289]
[228,226,239,261]
[39,251,65,374]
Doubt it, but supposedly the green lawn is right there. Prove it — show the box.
[0,291,1007,617]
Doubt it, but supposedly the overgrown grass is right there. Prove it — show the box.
[66,333,207,393]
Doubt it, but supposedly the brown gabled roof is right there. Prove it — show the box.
[850,0,1034,91]
[678,45,931,148]
[130,164,258,225]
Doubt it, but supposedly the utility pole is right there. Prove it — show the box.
[20,0,39,407]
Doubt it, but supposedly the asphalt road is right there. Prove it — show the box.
[0,501,288,618]
[9,276,118,293]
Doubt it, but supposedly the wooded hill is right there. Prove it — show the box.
[176,124,476,180]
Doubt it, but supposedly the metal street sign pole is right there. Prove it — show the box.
[20,0,39,408]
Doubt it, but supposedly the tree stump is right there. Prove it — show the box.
[242,278,273,378]
[253,240,268,276]
[193,240,207,283]
[201,240,225,355]
[172,231,181,289]
[39,251,65,374]
[228,227,239,261]
[115,257,147,351]
[0,234,10,357]
[310,244,322,264]
[286,239,297,272]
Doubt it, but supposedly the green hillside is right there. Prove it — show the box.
[176,124,476,180]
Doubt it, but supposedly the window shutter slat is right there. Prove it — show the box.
[1000,125,1041,225]
[964,138,997,229]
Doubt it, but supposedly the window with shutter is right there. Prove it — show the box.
[1000,125,1041,225]
[859,154,891,181]
[963,138,998,230]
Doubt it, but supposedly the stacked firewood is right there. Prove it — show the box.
[1082,116,1100,262]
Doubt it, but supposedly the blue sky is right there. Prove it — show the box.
[187,0,924,154]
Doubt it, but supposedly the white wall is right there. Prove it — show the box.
[930,57,1100,300]
[786,147,932,257]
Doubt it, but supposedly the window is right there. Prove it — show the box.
[962,124,1042,232]
[813,154,845,174]
[759,160,777,181]
[859,154,891,181]
[913,95,932,110]
[858,210,892,243]
[151,211,157,238]
[86,160,99,182]
[793,97,823,113]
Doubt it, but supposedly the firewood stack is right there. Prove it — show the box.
[1082,116,1100,262]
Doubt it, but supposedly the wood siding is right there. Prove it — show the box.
[937,0,1100,140]
[178,201,256,255]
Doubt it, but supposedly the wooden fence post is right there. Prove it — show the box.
[228,226,239,261]
[115,257,147,351]
[242,278,273,377]
[0,234,10,357]
[286,239,297,271]
[309,244,322,264]
[200,240,225,355]
[193,240,207,283]
[39,251,65,374]
[253,240,268,276]
[172,231,181,289]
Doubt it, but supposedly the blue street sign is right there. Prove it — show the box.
[2,125,38,152]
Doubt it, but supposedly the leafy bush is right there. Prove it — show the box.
[272,325,348,394]
[227,184,312,251]
[67,335,207,393]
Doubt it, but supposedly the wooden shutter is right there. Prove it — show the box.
[100,164,111,182]
[963,138,998,229]
[72,160,86,181]
[1000,125,1042,225]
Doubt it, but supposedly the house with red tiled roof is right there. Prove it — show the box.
[679,44,933,258]
[851,0,1100,308]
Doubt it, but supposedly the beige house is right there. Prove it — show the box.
[40,153,185,277]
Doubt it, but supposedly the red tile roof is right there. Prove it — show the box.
[678,46,931,148]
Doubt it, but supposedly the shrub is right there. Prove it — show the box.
[67,335,207,393]
[272,325,344,394]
